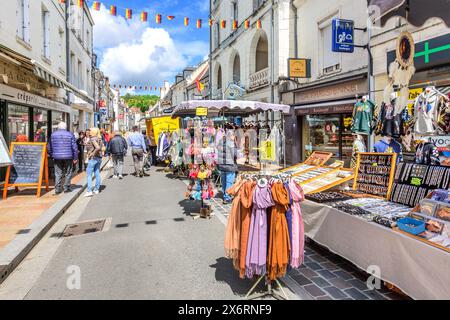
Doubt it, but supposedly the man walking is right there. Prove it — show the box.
[48,122,78,194]
[127,126,147,177]
[107,131,128,179]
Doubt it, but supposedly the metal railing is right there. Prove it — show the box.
[248,67,269,90]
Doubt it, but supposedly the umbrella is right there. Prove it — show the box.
[368,0,450,27]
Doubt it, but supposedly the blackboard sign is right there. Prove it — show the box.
[9,144,45,184]
[3,142,49,199]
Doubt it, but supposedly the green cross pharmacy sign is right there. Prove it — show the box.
[387,33,450,72]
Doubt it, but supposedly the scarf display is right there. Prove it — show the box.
[245,183,274,278]
[224,177,305,282]
[267,182,291,281]
[289,180,305,268]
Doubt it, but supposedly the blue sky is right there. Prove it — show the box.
[89,0,210,95]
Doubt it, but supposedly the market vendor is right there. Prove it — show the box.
[217,130,238,204]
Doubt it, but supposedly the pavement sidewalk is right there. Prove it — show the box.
[0,158,109,284]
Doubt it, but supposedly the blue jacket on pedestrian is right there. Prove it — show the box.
[48,129,78,160]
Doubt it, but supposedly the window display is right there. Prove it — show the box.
[303,114,353,166]
[33,108,48,142]
[8,104,30,143]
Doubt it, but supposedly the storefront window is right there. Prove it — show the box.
[52,111,65,133]
[33,108,48,142]
[302,113,353,165]
[8,104,30,143]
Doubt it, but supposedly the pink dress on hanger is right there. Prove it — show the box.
[289,180,305,268]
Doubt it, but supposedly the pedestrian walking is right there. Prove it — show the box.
[76,131,86,173]
[107,131,128,179]
[84,128,104,197]
[142,130,151,170]
[127,125,147,178]
[148,132,157,166]
[47,122,78,195]
[217,130,238,204]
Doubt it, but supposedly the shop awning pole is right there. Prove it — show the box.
[282,111,286,169]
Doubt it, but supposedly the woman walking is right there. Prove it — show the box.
[76,131,86,173]
[84,128,104,197]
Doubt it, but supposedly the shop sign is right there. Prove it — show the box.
[288,58,311,78]
[296,104,354,116]
[332,19,354,53]
[387,33,450,72]
[0,83,70,113]
[294,79,367,105]
[196,107,208,117]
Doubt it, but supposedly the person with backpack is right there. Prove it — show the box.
[107,131,128,179]
[84,128,104,197]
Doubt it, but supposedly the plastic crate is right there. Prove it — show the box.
[397,217,426,235]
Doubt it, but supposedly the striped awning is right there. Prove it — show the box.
[33,62,73,92]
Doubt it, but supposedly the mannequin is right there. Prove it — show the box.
[351,134,367,168]
[373,135,403,162]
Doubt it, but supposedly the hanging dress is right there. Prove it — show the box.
[289,180,305,269]
[245,183,274,279]
[284,182,293,265]
[224,178,245,271]
[239,180,256,279]
[267,182,291,281]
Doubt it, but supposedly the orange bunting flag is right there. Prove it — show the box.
[125,9,132,20]
[58,0,65,4]
[167,15,175,21]
[77,0,83,8]
[244,20,250,29]
[256,19,262,29]
[220,20,226,29]
[110,5,117,16]
[92,1,100,11]
[232,20,238,30]
[184,17,189,26]
[156,14,162,24]
[145,86,148,90]
[208,19,214,27]
[141,11,148,22]
[196,19,202,29]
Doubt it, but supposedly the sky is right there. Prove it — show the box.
[90,0,210,96]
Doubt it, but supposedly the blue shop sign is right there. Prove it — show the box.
[332,19,354,53]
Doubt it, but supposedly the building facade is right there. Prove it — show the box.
[0,0,97,145]
[281,0,369,166]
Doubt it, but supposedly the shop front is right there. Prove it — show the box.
[284,76,368,167]
[0,83,71,146]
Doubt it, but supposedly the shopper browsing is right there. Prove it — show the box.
[127,126,147,178]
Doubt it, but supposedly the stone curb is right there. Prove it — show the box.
[0,159,110,285]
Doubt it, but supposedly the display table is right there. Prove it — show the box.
[302,200,450,300]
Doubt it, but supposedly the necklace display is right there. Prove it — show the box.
[355,154,395,198]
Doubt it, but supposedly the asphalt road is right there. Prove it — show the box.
[2,156,286,300]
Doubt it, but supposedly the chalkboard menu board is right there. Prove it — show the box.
[3,142,49,199]
[9,144,45,184]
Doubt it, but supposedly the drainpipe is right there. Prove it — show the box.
[65,0,71,129]
[270,0,275,105]
[291,0,298,58]
[209,1,213,100]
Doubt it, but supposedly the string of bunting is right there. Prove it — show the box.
[111,85,163,91]
[60,0,263,30]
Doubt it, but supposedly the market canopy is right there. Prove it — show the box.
[368,0,450,27]
[171,100,291,118]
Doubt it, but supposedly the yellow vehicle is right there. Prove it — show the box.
[145,116,181,146]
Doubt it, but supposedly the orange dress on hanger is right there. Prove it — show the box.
[239,180,256,278]
[267,182,291,281]
[224,178,245,270]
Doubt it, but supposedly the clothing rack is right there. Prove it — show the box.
[237,173,295,300]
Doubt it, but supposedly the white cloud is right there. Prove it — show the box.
[92,6,209,88]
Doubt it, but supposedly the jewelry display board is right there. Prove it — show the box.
[277,163,317,176]
[353,152,397,199]
[390,163,450,207]
[303,151,333,166]
[299,168,355,194]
